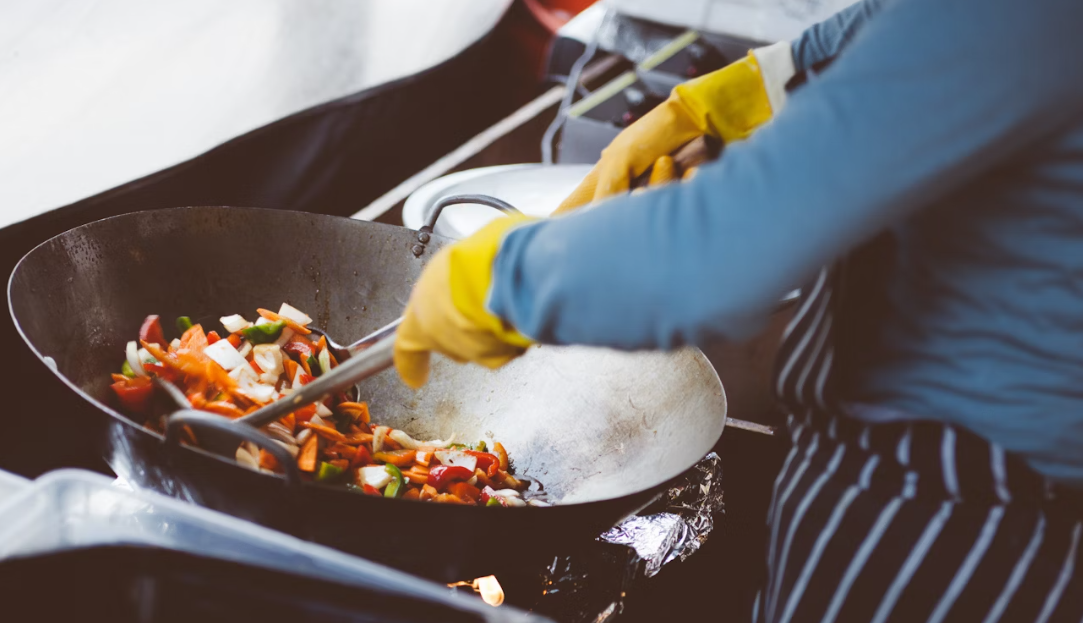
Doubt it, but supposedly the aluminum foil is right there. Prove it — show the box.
[599,452,724,577]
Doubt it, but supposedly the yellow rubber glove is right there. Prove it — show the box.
[394,215,536,389]
[554,41,794,215]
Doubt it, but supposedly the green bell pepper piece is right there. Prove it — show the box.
[306,355,321,377]
[475,440,487,452]
[448,443,469,450]
[175,316,194,333]
[121,360,137,378]
[486,497,503,507]
[241,320,286,344]
[315,461,344,482]
[384,464,405,498]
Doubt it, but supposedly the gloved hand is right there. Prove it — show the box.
[554,41,795,214]
[394,215,536,389]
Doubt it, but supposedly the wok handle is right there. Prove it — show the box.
[235,334,396,430]
[165,409,302,487]
[412,194,523,257]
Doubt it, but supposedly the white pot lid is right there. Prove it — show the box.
[402,164,593,239]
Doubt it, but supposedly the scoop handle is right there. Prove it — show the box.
[236,333,395,429]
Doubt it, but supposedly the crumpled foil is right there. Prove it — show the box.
[599,452,724,577]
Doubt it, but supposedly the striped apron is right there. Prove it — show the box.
[755,262,1083,623]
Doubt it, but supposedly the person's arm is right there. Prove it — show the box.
[790,0,890,73]
[489,0,1083,350]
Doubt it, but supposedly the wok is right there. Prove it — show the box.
[8,206,726,580]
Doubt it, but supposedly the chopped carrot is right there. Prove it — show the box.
[329,459,349,471]
[259,449,280,471]
[250,360,263,374]
[182,425,198,446]
[493,442,510,471]
[179,324,208,352]
[415,447,435,467]
[299,355,313,376]
[383,437,403,451]
[293,403,317,424]
[300,421,347,443]
[373,449,416,467]
[227,333,242,348]
[316,335,328,352]
[434,493,469,505]
[206,331,221,345]
[448,482,481,504]
[344,432,374,446]
[187,393,207,409]
[404,468,429,486]
[298,435,318,472]
[283,359,298,383]
[279,412,296,433]
[257,309,312,335]
[203,400,245,419]
[111,373,129,383]
[336,402,370,424]
[402,487,421,501]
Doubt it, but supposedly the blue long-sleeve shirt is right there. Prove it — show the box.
[489,0,1083,484]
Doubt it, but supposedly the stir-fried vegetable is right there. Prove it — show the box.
[108,303,532,505]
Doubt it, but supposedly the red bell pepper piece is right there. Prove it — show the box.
[227,333,243,348]
[298,373,315,386]
[363,484,382,496]
[206,331,221,345]
[463,450,499,473]
[111,377,154,413]
[139,315,168,349]
[428,465,474,491]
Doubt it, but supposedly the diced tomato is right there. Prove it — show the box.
[206,331,221,345]
[111,377,154,413]
[139,315,167,349]
[363,484,381,496]
[227,333,242,348]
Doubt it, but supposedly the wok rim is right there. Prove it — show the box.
[8,206,728,511]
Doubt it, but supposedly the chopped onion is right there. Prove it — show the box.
[526,499,551,507]
[434,450,477,472]
[359,465,392,489]
[255,317,273,327]
[235,447,258,470]
[220,314,251,333]
[488,488,521,498]
[253,344,284,381]
[265,422,295,444]
[125,341,148,377]
[272,440,299,458]
[296,428,313,445]
[310,414,329,428]
[372,426,390,453]
[137,348,157,364]
[467,475,478,486]
[504,496,527,507]
[237,341,253,359]
[169,338,181,350]
[205,340,248,371]
[229,365,275,403]
[277,303,312,326]
[388,429,422,450]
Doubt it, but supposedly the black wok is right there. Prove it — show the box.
[8,206,727,580]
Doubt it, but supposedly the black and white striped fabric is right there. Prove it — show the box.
[757,265,1083,623]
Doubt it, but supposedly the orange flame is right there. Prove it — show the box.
[447,575,505,607]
